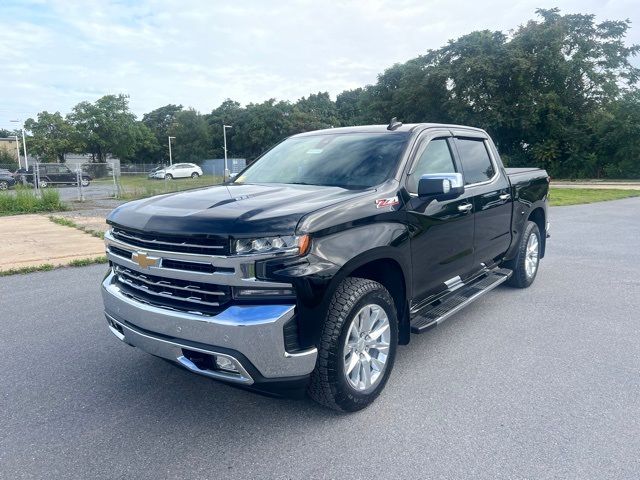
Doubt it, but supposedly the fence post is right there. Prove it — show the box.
[76,169,82,201]
[34,162,40,195]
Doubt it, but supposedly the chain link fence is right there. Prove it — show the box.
[1,161,224,202]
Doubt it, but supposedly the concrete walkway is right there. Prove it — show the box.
[0,214,105,271]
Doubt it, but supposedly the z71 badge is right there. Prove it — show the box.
[375,196,400,209]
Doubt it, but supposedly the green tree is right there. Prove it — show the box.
[0,128,18,138]
[232,99,296,160]
[292,92,340,130]
[0,148,18,169]
[141,104,183,163]
[24,111,77,162]
[593,91,640,178]
[169,109,213,163]
[67,94,143,162]
[352,8,639,177]
[207,99,244,158]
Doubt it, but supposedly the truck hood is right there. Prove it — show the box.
[107,183,371,236]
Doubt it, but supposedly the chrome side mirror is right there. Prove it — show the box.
[418,173,464,199]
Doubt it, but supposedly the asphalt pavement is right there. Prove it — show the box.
[1,198,639,479]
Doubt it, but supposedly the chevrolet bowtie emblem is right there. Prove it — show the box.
[132,251,160,269]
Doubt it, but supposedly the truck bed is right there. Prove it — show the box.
[505,167,547,180]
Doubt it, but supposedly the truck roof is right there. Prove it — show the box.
[293,123,487,137]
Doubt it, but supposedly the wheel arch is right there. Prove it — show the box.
[326,248,411,346]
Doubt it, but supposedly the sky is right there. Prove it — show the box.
[0,0,638,129]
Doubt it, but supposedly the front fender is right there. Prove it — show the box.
[257,222,411,347]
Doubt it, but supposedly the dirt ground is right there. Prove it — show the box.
[0,214,106,271]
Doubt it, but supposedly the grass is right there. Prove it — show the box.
[549,187,640,206]
[0,186,67,216]
[117,174,223,200]
[0,256,107,277]
[48,215,105,239]
[68,256,108,267]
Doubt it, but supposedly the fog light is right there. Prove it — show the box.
[234,287,295,298]
[215,356,239,372]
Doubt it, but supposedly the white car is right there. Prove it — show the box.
[150,163,203,180]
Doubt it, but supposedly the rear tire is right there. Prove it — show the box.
[505,221,541,288]
[191,172,199,179]
[81,177,90,187]
[308,277,398,412]
[0,180,8,190]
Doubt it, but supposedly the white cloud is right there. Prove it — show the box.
[0,0,638,127]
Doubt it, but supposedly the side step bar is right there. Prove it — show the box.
[410,268,512,333]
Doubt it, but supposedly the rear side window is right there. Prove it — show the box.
[455,138,495,185]
[406,138,456,193]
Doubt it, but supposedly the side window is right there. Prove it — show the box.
[455,138,495,185]
[406,138,456,193]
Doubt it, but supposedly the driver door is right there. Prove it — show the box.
[405,132,476,303]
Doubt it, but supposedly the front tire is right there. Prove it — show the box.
[165,174,173,180]
[505,221,541,288]
[308,277,398,412]
[81,177,90,187]
[0,180,8,190]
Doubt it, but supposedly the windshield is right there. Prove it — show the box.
[234,132,410,189]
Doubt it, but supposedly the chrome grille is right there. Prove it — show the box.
[112,264,231,314]
[111,226,229,255]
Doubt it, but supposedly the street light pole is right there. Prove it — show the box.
[223,125,232,181]
[168,136,175,165]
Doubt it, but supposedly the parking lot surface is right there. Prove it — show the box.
[1,198,639,479]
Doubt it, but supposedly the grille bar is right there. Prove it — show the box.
[111,227,228,255]
[116,275,221,307]
[113,265,226,296]
[112,262,231,313]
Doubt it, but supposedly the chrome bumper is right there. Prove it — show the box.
[101,271,317,384]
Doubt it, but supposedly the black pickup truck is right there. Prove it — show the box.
[101,122,549,411]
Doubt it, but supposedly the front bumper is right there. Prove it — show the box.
[102,271,318,386]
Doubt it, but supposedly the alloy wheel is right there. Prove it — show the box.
[525,233,539,278]
[343,303,391,392]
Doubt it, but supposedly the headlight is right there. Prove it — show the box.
[233,234,310,255]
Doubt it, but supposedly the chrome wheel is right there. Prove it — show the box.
[525,233,539,278]
[343,303,391,392]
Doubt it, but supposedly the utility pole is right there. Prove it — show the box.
[10,120,28,169]
[223,125,232,181]
[13,135,20,169]
[168,136,175,165]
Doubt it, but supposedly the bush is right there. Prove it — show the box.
[0,149,18,170]
[0,186,66,215]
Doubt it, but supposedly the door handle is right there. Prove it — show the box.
[499,193,511,200]
[457,203,473,212]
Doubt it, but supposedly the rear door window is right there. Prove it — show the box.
[455,138,495,185]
